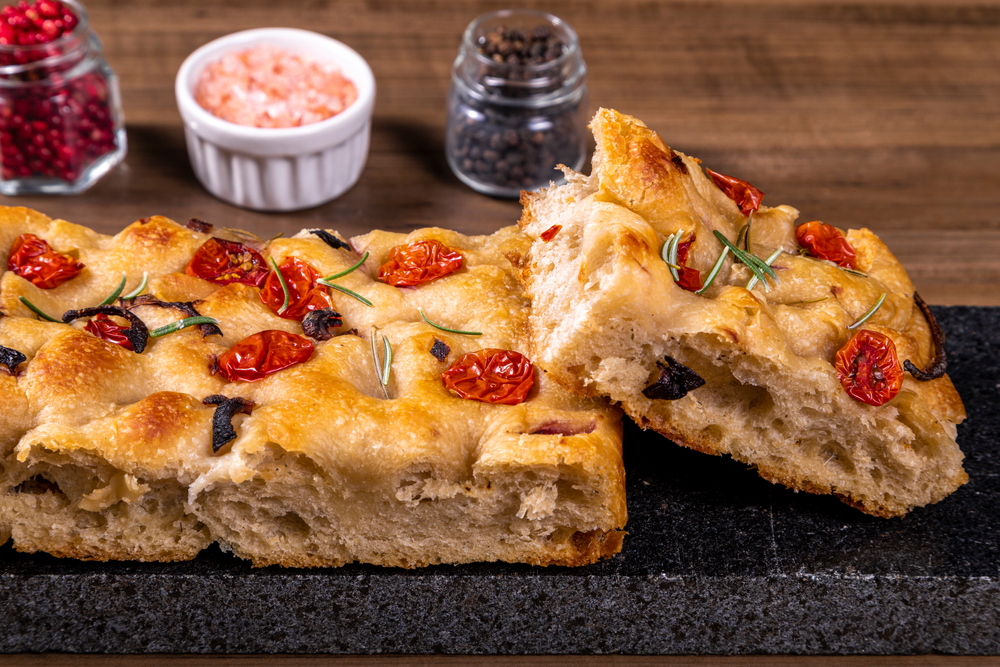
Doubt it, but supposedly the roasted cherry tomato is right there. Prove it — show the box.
[674,236,703,292]
[378,239,464,287]
[84,313,135,351]
[441,348,534,405]
[704,168,764,217]
[540,225,562,242]
[186,238,269,287]
[216,330,314,383]
[835,329,903,407]
[7,233,84,289]
[796,220,857,269]
[259,256,333,320]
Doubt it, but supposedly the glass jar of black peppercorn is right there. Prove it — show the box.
[446,9,587,198]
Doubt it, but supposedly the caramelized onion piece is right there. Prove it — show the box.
[125,295,223,338]
[903,292,948,381]
[186,218,214,233]
[0,345,26,375]
[302,308,343,341]
[202,394,256,453]
[309,229,352,252]
[63,306,149,353]
[430,338,450,362]
[642,355,705,400]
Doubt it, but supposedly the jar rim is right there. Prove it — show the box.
[461,8,579,74]
[0,0,90,56]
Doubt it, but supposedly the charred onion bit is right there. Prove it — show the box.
[216,330,314,382]
[0,345,26,375]
[125,295,223,338]
[430,338,451,362]
[903,292,948,381]
[674,236,703,292]
[379,240,464,287]
[704,168,764,217]
[185,237,269,287]
[85,313,136,351]
[260,257,333,320]
[302,308,343,341]
[441,348,534,405]
[540,225,562,242]
[642,355,706,400]
[202,394,256,453]
[835,329,903,407]
[186,218,214,233]
[7,233,85,289]
[63,306,149,353]
[309,229,352,252]
[795,221,857,269]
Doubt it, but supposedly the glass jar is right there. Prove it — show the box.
[0,0,126,195]
[446,9,587,199]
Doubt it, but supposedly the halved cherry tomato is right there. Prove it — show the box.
[259,256,333,320]
[84,313,134,351]
[378,240,463,287]
[186,238,269,287]
[540,225,562,242]
[835,329,903,407]
[216,330,314,383]
[796,220,857,269]
[704,168,764,217]
[7,233,84,289]
[674,236,703,292]
[441,348,534,405]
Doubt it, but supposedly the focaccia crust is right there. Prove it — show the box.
[0,208,626,567]
[517,108,966,518]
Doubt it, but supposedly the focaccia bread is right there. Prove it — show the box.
[0,206,626,567]
[516,108,966,518]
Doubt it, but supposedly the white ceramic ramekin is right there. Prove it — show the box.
[175,28,375,211]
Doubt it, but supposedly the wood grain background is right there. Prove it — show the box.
[2,0,997,306]
[1,1,998,664]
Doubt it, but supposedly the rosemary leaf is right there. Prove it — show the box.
[840,266,869,278]
[419,308,482,336]
[323,251,369,282]
[149,316,220,338]
[746,248,783,291]
[713,230,770,290]
[848,293,887,330]
[121,272,149,300]
[319,280,374,307]
[381,335,392,387]
[696,247,730,295]
[668,232,681,281]
[370,326,390,399]
[269,257,291,315]
[18,296,60,322]
[743,210,754,252]
[661,233,680,281]
[98,273,127,306]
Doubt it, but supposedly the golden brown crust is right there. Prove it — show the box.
[0,209,626,567]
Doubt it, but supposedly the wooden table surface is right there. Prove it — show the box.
[2,0,998,663]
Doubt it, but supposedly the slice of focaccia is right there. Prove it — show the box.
[0,206,625,566]
[516,108,966,518]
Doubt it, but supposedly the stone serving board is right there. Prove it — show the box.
[1,306,997,655]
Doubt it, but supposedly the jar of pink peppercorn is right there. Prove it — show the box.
[0,0,126,195]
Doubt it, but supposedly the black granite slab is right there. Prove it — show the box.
[1,306,998,655]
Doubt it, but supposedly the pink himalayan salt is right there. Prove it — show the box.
[194,45,358,128]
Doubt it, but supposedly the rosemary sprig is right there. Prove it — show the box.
[713,230,779,291]
[696,247,730,295]
[121,272,149,300]
[840,266,869,278]
[745,248,783,291]
[98,273,127,306]
[370,326,391,399]
[268,257,291,315]
[319,280,374,307]
[18,296,60,322]
[848,293,887,330]
[149,316,220,338]
[419,307,482,336]
[323,251,369,282]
